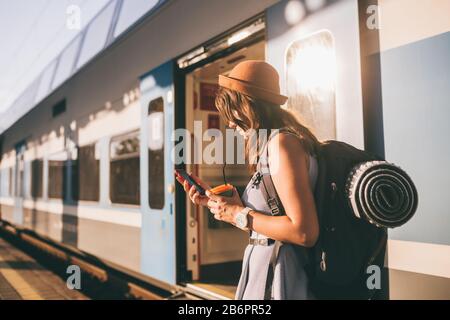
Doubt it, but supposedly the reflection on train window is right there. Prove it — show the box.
[72,144,100,202]
[0,168,8,197]
[286,30,337,141]
[110,131,140,205]
[148,97,165,210]
[31,159,43,199]
[48,160,65,199]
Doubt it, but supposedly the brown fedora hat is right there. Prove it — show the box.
[218,60,288,105]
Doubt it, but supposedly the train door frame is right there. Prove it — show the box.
[173,13,266,284]
[139,61,177,285]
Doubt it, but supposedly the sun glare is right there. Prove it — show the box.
[290,41,337,94]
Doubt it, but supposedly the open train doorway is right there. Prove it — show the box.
[179,30,265,298]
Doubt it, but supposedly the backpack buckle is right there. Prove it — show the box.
[320,251,327,272]
[268,198,280,215]
[252,172,263,186]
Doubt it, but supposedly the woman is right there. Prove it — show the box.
[178,60,321,300]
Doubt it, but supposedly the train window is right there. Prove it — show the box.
[24,161,31,199]
[110,131,140,205]
[31,159,44,199]
[286,30,337,141]
[52,100,66,118]
[52,35,82,90]
[17,164,24,198]
[72,144,100,202]
[35,60,57,104]
[0,168,7,197]
[148,97,165,209]
[48,160,65,199]
[0,169,5,197]
[113,0,159,37]
[76,1,115,69]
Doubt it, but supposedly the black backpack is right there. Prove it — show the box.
[307,140,387,299]
[257,133,387,300]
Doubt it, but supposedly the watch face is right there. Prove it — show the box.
[236,213,246,228]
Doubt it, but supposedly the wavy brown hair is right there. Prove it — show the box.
[215,87,321,172]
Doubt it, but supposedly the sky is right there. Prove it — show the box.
[0,0,110,115]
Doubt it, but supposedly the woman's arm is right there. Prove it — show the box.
[207,133,319,247]
[252,133,319,247]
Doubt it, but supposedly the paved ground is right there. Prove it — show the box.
[0,237,88,300]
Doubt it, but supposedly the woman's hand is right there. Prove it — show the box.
[206,188,245,225]
[176,173,210,207]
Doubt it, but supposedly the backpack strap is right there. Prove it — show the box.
[256,128,298,216]
[257,169,284,216]
[368,229,388,267]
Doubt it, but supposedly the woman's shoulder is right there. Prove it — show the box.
[267,131,310,171]
[268,130,308,156]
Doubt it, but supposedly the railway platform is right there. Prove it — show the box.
[0,237,88,300]
[0,221,202,300]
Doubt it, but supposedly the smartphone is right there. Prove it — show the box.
[175,169,206,195]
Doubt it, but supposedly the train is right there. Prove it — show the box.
[1,0,449,299]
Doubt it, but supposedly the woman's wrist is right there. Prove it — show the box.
[231,205,246,225]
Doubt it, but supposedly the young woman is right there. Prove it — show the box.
[177,60,321,300]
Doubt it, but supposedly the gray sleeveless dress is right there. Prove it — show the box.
[235,152,318,300]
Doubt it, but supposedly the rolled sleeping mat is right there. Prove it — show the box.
[345,161,418,228]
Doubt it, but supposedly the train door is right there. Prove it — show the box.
[266,0,366,147]
[139,61,176,284]
[13,142,26,225]
[176,17,265,298]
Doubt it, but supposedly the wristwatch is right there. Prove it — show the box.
[235,207,252,230]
